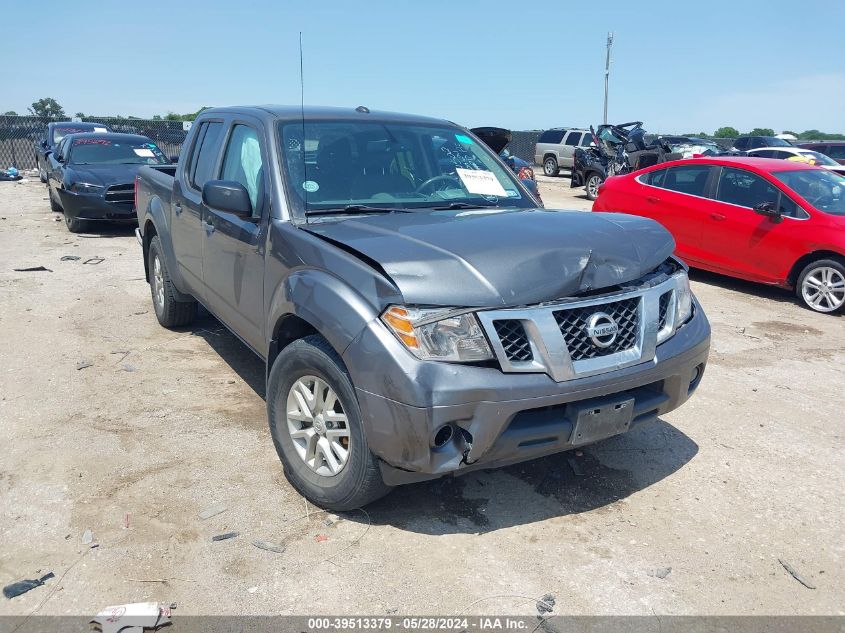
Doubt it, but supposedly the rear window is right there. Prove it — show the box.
[538,130,565,144]
[828,146,845,159]
[661,165,713,196]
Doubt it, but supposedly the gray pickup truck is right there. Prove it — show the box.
[135,105,710,510]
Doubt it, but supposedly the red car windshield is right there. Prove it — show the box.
[772,169,845,216]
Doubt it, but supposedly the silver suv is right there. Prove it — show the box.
[534,128,594,176]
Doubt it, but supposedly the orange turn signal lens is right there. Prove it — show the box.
[381,306,419,349]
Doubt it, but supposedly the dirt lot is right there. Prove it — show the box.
[0,175,843,617]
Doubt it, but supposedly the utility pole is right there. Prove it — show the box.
[603,32,614,124]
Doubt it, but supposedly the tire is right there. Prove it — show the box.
[267,335,392,510]
[585,173,603,201]
[38,163,47,184]
[796,258,845,314]
[148,236,197,327]
[64,212,88,233]
[48,187,62,212]
[543,156,559,177]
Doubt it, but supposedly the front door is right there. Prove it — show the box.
[700,166,803,283]
[201,121,268,353]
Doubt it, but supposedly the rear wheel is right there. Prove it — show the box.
[796,259,845,313]
[543,156,559,177]
[267,335,392,510]
[38,162,47,184]
[149,236,197,327]
[585,173,603,200]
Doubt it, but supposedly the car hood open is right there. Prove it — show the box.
[305,208,675,307]
[470,127,511,154]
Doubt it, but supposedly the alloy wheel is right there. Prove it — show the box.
[152,255,165,311]
[286,376,350,477]
[801,266,845,313]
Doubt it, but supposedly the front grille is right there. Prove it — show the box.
[658,290,672,330]
[493,320,533,362]
[553,297,640,361]
[105,183,134,204]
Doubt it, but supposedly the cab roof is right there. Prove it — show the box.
[657,156,819,173]
[199,104,455,127]
[64,132,152,143]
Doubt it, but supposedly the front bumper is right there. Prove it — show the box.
[59,190,136,222]
[343,301,710,485]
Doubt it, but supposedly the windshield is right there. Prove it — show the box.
[53,125,107,144]
[773,169,845,215]
[68,138,168,165]
[279,120,532,215]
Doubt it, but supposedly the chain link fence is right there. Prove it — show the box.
[0,115,190,170]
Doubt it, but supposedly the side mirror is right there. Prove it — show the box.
[754,201,782,223]
[168,155,179,164]
[202,180,253,219]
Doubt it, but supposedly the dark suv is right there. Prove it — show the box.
[731,136,792,151]
[798,141,845,165]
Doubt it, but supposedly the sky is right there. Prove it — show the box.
[1,0,844,134]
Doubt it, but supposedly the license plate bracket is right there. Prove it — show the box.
[570,397,635,447]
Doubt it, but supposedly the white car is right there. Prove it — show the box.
[747,147,845,176]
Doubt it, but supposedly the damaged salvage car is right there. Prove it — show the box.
[571,122,682,200]
[135,105,710,510]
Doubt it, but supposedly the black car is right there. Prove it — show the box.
[47,132,169,233]
[34,121,111,183]
[731,135,792,151]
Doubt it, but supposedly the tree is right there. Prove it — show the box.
[713,126,739,138]
[781,130,797,136]
[74,112,86,118]
[748,128,774,136]
[28,97,66,119]
[3,110,18,116]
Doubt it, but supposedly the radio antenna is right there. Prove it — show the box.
[299,31,307,209]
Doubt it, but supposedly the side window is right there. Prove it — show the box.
[716,167,781,209]
[770,150,792,160]
[220,124,264,217]
[580,133,595,146]
[662,165,713,197]
[56,139,68,161]
[754,150,776,159]
[564,132,582,146]
[733,138,747,151]
[827,146,845,160]
[777,194,801,218]
[642,168,668,188]
[189,121,224,190]
[539,130,565,144]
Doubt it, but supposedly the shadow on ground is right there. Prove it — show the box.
[363,419,698,535]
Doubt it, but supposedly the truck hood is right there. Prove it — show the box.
[304,208,675,307]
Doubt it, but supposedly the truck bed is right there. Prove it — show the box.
[136,164,177,232]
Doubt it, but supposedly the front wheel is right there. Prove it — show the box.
[796,259,845,313]
[148,236,197,327]
[267,335,392,510]
[543,156,559,177]
[64,212,87,233]
[585,173,603,201]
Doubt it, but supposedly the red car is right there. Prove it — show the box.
[592,157,845,313]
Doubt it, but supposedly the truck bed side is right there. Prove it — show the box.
[135,164,178,283]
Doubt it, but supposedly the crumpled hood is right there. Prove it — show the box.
[67,164,144,188]
[305,208,675,307]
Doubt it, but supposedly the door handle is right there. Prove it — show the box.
[646,196,660,204]
[710,213,726,221]
[203,219,215,235]
[173,202,182,216]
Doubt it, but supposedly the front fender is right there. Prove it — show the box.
[266,268,381,361]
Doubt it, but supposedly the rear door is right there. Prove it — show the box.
[200,118,268,352]
[636,164,716,264]
[171,119,226,298]
[699,166,805,282]
[560,131,583,168]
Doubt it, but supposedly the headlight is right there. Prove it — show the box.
[673,270,693,325]
[381,305,493,362]
[70,182,103,194]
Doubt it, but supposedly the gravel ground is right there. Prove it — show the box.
[0,175,842,617]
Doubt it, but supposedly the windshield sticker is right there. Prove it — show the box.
[302,180,319,193]
[454,134,473,145]
[93,127,108,133]
[455,168,507,197]
[133,148,155,157]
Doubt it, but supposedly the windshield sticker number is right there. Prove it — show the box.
[302,180,319,192]
[93,127,108,133]
[133,148,155,157]
[455,168,507,197]
[455,134,473,145]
